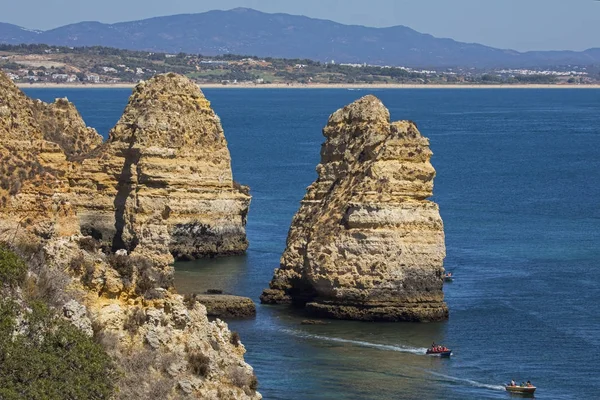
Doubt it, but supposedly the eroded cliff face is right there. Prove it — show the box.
[261,95,448,322]
[32,97,103,159]
[0,71,260,399]
[72,73,250,260]
[0,71,101,239]
[44,237,261,399]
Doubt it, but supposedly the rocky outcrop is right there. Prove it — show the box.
[0,71,101,239]
[32,97,103,159]
[1,72,248,258]
[0,71,260,399]
[71,73,250,260]
[191,294,257,319]
[43,237,261,399]
[261,95,448,322]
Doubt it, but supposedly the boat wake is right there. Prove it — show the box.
[284,329,509,394]
[282,329,428,355]
[427,371,505,391]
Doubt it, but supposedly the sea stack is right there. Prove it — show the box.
[72,73,251,259]
[261,95,448,322]
[0,71,261,399]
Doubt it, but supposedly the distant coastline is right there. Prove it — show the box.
[17,82,600,90]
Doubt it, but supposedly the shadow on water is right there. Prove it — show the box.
[174,256,250,295]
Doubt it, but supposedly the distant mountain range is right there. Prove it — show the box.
[2,8,599,68]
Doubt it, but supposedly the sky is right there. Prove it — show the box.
[3,0,599,52]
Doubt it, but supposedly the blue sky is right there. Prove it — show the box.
[4,0,599,52]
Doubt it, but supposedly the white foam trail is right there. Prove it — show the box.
[282,329,428,355]
[428,371,506,391]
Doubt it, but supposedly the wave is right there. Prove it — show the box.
[284,329,510,394]
[282,329,428,355]
[427,371,506,391]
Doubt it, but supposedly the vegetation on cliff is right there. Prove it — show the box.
[0,71,260,399]
[0,245,117,400]
[0,244,27,286]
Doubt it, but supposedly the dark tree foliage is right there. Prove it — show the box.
[0,248,117,400]
[0,244,27,288]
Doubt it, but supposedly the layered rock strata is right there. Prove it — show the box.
[191,294,257,319]
[44,237,261,399]
[0,71,102,238]
[0,71,260,399]
[72,73,250,260]
[261,95,448,322]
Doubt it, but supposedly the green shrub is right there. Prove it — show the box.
[0,244,28,288]
[0,299,117,399]
[187,351,210,377]
[123,307,146,335]
[230,331,241,346]
[107,253,134,283]
[249,373,259,391]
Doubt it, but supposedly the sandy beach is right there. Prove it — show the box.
[17,82,600,90]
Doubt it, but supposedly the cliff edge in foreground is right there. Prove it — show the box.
[0,71,260,399]
[261,95,448,322]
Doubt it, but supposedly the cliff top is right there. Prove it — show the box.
[0,71,41,141]
[327,95,390,127]
[0,70,102,159]
[108,73,226,149]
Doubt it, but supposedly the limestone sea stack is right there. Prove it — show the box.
[72,73,251,259]
[261,95,448,322]
[0,71,261,399]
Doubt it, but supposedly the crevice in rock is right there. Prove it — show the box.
[112,146,141,252]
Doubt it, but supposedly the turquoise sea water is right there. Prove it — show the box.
[25,88,600,399]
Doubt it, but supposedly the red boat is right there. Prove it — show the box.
[426,346,452,357]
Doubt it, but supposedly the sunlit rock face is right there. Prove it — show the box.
[0,70,102,238]
[71,73,251,260]
[0,71,260,399]
[261,95,448,322]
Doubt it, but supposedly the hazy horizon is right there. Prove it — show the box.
[3,0,599,52]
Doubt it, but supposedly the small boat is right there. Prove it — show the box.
[444,273,454,282]
[426,348,452,357]
[505,385,536,395]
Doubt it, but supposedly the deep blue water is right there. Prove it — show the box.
[25,88,600,399]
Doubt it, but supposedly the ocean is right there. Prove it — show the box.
[24,87,600,399]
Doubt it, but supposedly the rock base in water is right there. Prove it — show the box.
[194,295,256,319]
[305,301,449,322]
[300,319,329,325]
[261,95,448,322]
[259,289,292,305]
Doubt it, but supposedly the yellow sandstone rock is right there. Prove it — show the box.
[261,95,448,322]
[72,73,251,260]
[0,71,260,399]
